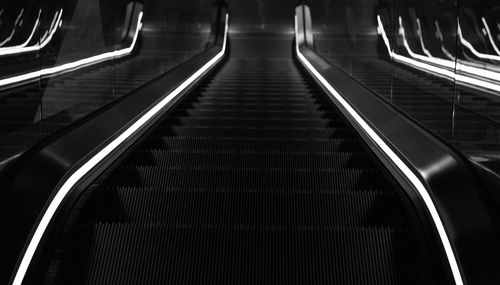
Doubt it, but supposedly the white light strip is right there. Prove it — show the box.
[0,10,137,88]
[398,17,456,69]
[0,10,42,53]
[400,16,500,81]
[0,10,62,57]
[0,9,24,47]
[416,18,434,58]
[482,17,500,56]
[458,21,500,62]
[378,15,500,93]
[296,15,463,285]
[11,13,229,285]
[434,20,456,61]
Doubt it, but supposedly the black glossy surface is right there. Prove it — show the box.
[35,35,450,284]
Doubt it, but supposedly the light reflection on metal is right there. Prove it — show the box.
[434,20,456,60]
[378,15,500,93]
[0,10,41,52]
[0,10,140,89]
[298,13,464,285]
[0,9,24,47]
[416,18,434,58]
[0,10,62,57]
[482,18,500,56]
[11,12,229,285]
[458,20,500,62]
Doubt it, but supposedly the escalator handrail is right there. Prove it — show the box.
[1,10,229,285]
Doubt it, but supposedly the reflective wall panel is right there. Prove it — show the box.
[311,0,500,174]
[0,0,217,163]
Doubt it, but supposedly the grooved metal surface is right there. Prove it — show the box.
[42,54,447,284]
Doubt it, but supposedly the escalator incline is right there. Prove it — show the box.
[43,56,447,284]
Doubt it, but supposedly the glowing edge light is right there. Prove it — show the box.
[0,9,24,47]
[0,10,130,88]
[378,15,500,93]
[295,15,463,285]
[0,10,63,56]
[482,17,500,56]
[458,21,500,62]
[11,13,229,285]
[0,10,42,53]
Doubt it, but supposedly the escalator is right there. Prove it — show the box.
[34,38,451,284]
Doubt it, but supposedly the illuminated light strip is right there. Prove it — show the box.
[39,11,60,44]
[0,10,62,57]
[398,17,455,68]
[399,17,500,82]
[0,9,24,47]
[0,10,137,88]
[11,13,229,285]
[0,10,41,52]
[434,20,456,60]
[296,14,463,285]
[482,17,500,56]
[378,15,500,93]
[416,18,434,58]
[458,21,500,62]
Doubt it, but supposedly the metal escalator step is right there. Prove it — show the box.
[142,136,364,152]
[162,116,333,128]
[54,224,433,285]
[41,55,447,284]
[104,167,390,191]
[166,125,352,139]
[124,150,371,169]
[79,188,410,227]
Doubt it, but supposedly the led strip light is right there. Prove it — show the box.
[458,21,500,62]
[0,9,24,47]
[11,13,229,285]
[482,17,500,56]
[434,20,456,60]
[0,9,42,54]
[295,15,463,285]
[415,18,434,58]
[0,10,63,56]
[0,9,135,88]
[378,15,500,93]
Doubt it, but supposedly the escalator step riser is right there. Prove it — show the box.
[162,126,352,139]
[104,168,390,192]
[124,150,371,169]
[174,109,338,119]
[79,189,408,227]
[55,224,431,285]
[161,117,337,128]
[141,137,364,153]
